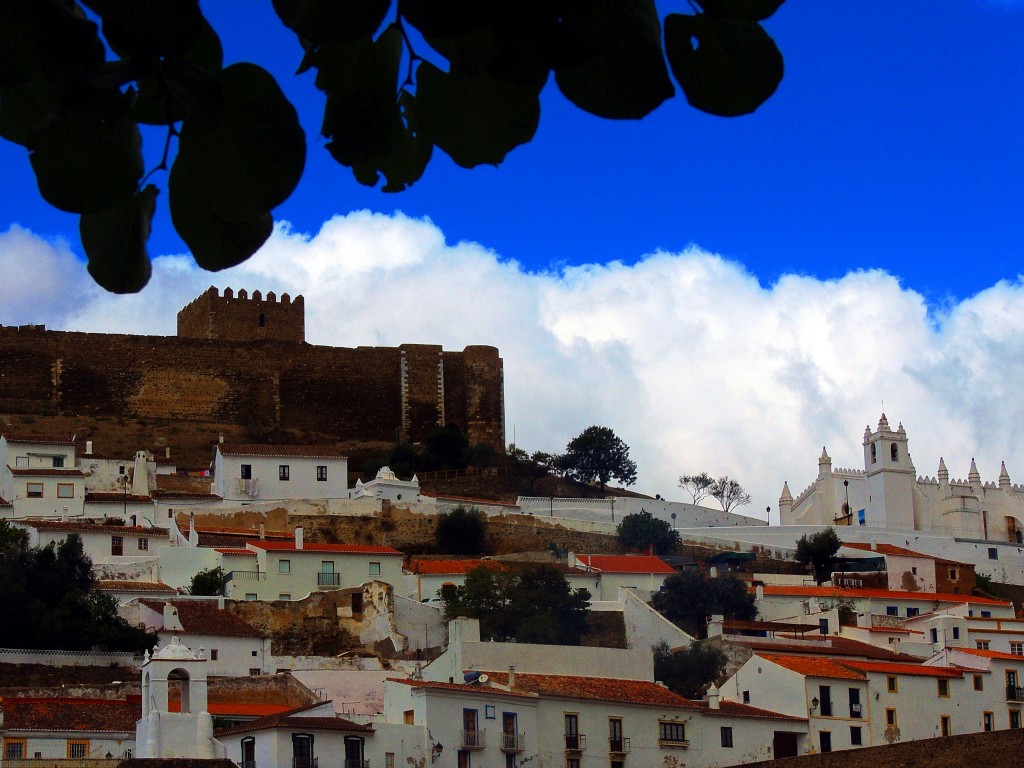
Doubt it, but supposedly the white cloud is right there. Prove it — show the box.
[4,213,1024,522]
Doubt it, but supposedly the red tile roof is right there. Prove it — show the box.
[689,700,806,722]
[575,554,675,574]
[388,678,537,699]
[85,492,154,504]
[0,496,11,507]
[97,580,176,593]
[18,519,166,537]
[140,599,265,638]
[734,636,922,662]
[840,660,962,678]
[759,584,1010,606]
[1,433,75,445]
[151,490,222,500]
[955,648,1024,661]
[216,703,370,736]
[215,548,257,556]
[843,542,932,558]
[219,444,348,459]
[187,524,294,539]
[249,541,402,555]
[7,465,84,477]
[759,654,868,680]
[0,698,137,733]
[484,671,692,707]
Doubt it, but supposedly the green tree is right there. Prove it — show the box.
[651,570,756,637]
[562,425,638,494]
[678,472,715,505]
[794,527,842,585]
[617,509,680,554]
[442,564,591,644]
[424,424,469,471]
[0,1,787,293]
[435,506,486,555]
[653,640,727,699]
[189,566,228,596]
[0,518,29,552]
[710,476,752,513]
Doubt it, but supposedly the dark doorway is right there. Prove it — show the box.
[773,732,798,759]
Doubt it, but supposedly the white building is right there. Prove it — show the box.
[214,444,349,503]
[571,553,676,601]
[0,697,137,762]
[351,466,420,502]
[13,519,166,569]
[1,433,85,519]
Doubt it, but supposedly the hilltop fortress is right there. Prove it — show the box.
[0,287,505,462]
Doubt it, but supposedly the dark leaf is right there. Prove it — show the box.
[351,90,433,192]
[399,0,487,38]
[698,0,785,23]
[84,0,203,59]
[555,0,673,119]
[0,83,52,146]
[174,63,305,222]
[665,14,783,117]
[169,162,274,271]
[29,105,143,214]
[273,0,391,44]
[416,61,539,168]
[425,27,549,92]
[0,0,102,87]
[80,184,157,293]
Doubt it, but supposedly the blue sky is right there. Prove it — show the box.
[2,2,1024,516]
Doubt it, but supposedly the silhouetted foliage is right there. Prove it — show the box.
[424,424,469,471]
[795,526,842,585]
[0,0,786,292]
[435,505,486,555]
[189,566,228,596]
[442,564,591,644]
[0,532,157,651]
[678,472,715,505]
[617,509,680,554]
[653,640,727,699]
[651,570,756,637]
[710,476,752,513]
[562,425,638,493]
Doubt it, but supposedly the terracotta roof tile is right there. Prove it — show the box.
[575,554,675,574]
[140,599,265,638]
[249,541,402,555]
[85,492,154,504]
[7,465,84,477]
[216,703,369,736]
[694,700,806,722]
[842,542,932,558]
[388,678,538,700]
[219,444,348,459]
[19,520,167,537]
[734,636,921,662]
[955,648,1024,661]
[759,654,868,680]
[484,671,692,707]
[0,496,11,507]
[0,698,137,733]
[1,433,75,445]
[151,490,221,500]
[215,548,257,556]
[760,584,1010,606]
[97,580,176,593]
[839,660,962,678]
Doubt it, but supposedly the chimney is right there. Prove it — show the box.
[217,595,225,610]
[295,526,304,550]
[85,440,93,455]
[508,666,515,690]
[188,511,198,546]
[165,446,171,459]
[61,506,68,522]
[163,602,183,632]
[218,434,224,444]
[707,615,724,638]
[259,522,266,541]
[755,584,764,601]
[706,684,720,710]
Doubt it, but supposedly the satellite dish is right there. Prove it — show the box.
[478,674,489,684]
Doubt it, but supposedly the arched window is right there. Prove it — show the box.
[890,443,898,462]
[870,444,877,464]
[169,668,191,713]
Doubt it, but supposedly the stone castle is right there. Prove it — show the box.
[0,287,505,462]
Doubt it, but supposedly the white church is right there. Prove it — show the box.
[780,413,1024,542]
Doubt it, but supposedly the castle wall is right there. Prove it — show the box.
[177,286,305,343]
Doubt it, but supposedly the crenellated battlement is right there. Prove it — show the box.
[177,285,305,343]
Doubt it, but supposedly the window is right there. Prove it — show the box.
[890,443,898,461]
[4,739,27,759]
[463,709,482,747]
[990,548,999,560]
[949,568,958,580]
[68,740,89,759]
[887,676,898,693]
[953,627,960,640]
[111,536,124,556]
[886,606,898,616]
[931,628,939,643]
[941,716,951,737]
[742,690,750,704]
[259,313,266,327]
[57,483,74,498]
[26,482,43,498]
[938,679,950,697]
[1012,710,1022,729]
[317,465,327,481]
[984,712,994,732]
[609,717,624,752]
[870,444,877,464]
[659,720,686,744]
[981,611,992,618]
[912,566,917,575]
[850,726,862,746]
[138,538,149,551]
[279,559,291,574]
[1011,642,1024,656]
[240,464,252,479]
[279,464,290,481]
[565,760,579,768]
[241,738,255,768]
[15,456,28,467]
[720,726,733,748]
[819,731,831,753]
[386,753,395,768]
[292,733,314,768]
[404,710,414,725]
[458,751,472,768]
[52,455,65,467]
[818,685,832,717]
[507,755,520,768]
[906,607,920,617]
[279,593,291,601]
[885,709,897,727]
[119,465,125,475]
[249,668,261,676]
[252,650,258,656]
[564,713,581,750]
[245,593,257,601]
[848,687,861,718]
[369,561,381,576]
[974,675,984,691]
[977,640,991,650]
[485,705,496,719]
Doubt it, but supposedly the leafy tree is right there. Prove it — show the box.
[442,564,591,644]
[0,518,29,552]
[424,424,469,471]
[0,1,787,293]
[678,472,715,505]
[617,509,680,555]
[794,527,842,585]
[189,566,228,596]
[710,476,752,513]
[653,640,727,699]
[562,426,638,494]
[435,506,486,555]
[651,569,756,637]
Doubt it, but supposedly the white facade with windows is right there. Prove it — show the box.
[214,445,348,503]
[1,434,85,518]
[13,519,165,567]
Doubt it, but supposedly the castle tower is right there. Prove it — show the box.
[176,286,305,343]
[136,637,224,759]
[862,414,916,529]
[1000,462,1012,491]
[779,482,794,522]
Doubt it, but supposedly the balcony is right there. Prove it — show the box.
[461,730,486,749]
[226,570,266,581]
[317,572,342,587]
[501,732,525,753]
[564,734,587,752]
[609,737,631,754]
[1007,685,1024,702]
[293,759,318,768]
